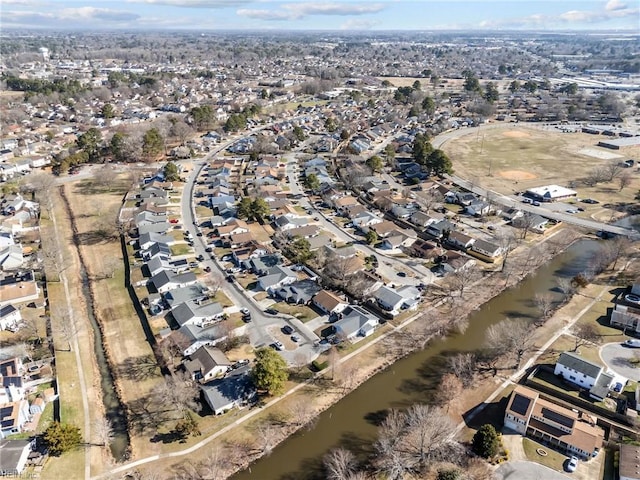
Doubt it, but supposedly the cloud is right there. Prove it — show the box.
[1,0,46,5]
[2,8,141,27]
[128,0,253,7]
[605,0,627,11]
[238,2,385,21]
[340,18,380,30]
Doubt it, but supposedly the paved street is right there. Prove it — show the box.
[600,342,640,381]
[496,461,572,480]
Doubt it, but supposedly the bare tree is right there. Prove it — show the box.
[203,272,224,296]
[40,235,70,282]
[599,237,632,271]
[485,318,533,369]
[448,353,476,387]
[496,231,519,274]
[254,420,279,455]
[604,161,623,182]
[435,373,463,412]
[414,187,444,213]
[323,448,358,480]
[533,293,554,323]
[93,417,114,446]
[24,171,56,215]
[195,446,226,480]
[98,166,119,192]
[440,264,482,298]
[618,171,633,191]
[572,323,600,352]
[556,277,576,303]
[287,396,316,428]
[51,305,80,352]
[583,167,608,187]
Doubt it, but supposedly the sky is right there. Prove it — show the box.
[1,0,639,31]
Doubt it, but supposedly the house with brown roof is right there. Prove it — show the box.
[312,290,348,315]
[619,444,640,480]
[369,220,398,238]
[215,219,249,237]
[504,385,603,460]
[0,271,40,308]
[184,346,231,382]
[223,232,255,249]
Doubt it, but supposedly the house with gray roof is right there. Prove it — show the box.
[554,351,626,401]
[470,239,503,261]
[275,279,321,305]
[138,222,171,236]
[0,439,33,476]
[171,323,222,356]
[333,305,379,342]
[201,366,256,415]
[372,285,421,316]
[139,232,173,251]
[184,346,231,382]
[244,254,282,276]
[150,270,198,294]
[171,300,224,328]
[135,211,167,227]
[258,265,297,292]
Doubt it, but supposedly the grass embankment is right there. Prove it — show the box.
[62,177,165,468]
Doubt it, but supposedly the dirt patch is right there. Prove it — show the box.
[498,170,537,181]
[502,130,531,139]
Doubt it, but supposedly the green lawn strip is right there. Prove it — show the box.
[171,244,192,256]
[523,437,568,471]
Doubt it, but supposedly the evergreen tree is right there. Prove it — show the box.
[472,424,500,458]
[43,422,82,456]
[251,347,289,395]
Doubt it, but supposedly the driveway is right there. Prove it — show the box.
[496,461,570,480]
[600,342,640,381]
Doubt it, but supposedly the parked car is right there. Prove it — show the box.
[196,254,204,261]
[226,274,235,283]
[566,209,579,214]
[291,334,300,343]
[614,382,624,393]
[272,341,284,351]
[582,198,599,204]
[566,456,578,473]
[282,325,294,335]
[532,201,541,206]
[522,198,533,204]
[264,308,278,315]
[624,339,640,348]
[397,271,407,277]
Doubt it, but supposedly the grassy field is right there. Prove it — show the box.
[523,437,568,471]
[442,126,640,210]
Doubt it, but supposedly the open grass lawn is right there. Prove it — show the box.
[272,302,318,321]
[170,244,192,256]
[522,437,568,471]
[195,205,212,218]
[235,273,258,289]
[443,126,640,206]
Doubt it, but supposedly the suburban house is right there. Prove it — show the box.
[171,300,224,328]
[286,225,320,239]
[312,290,348,316]
[243,254,282,276]
[469,239,503,262]
[0,271,40,308]
[369,221,399,238]
[445,230,476,250]
[139,232,173,252]
[0,244,23,271]
[184,346,231,382]
[0,439,33,476]
[351,211,383,230]
[223,232,254,249]
[0,401,30,439]
[409,211,438,228]
[504,385,603,459]
[273,215,308,232]
[333,305,379,342]
[0,305,21,332]
[425,219,454,239]
[619,444,640,480]
[201,366,256,415]
[512,213,549,233]
[258,265,297,292]
[372,285,421,316]
[163,284,209,308]
[275,279,321,305]
[410,238,441,259]
[135,211,167,227]
[171,323,221,356]
[333,195,359,214]
[554,351,625,400]
[214,219,249,237]
[137,222,171,236]
[382,230,416,250]
[464,200,499,217]
[610,303,640,333]
[149,270,198,294]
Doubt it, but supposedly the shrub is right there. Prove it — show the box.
[472,424,501,458]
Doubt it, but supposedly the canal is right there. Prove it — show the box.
[232,237,604,480]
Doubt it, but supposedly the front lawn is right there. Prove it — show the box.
[170,244,192,256]
[272,302,319,321]
[523,437,568,472]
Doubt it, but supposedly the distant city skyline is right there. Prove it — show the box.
[1,0,639,32]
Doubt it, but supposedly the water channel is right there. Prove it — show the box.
[232,237,608,480]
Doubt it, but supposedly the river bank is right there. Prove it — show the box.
[135,228,588,479]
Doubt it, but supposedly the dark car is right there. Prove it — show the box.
[226,274,235,282]
[264,308,278,315]
[282,325,294,335]
[205,246,213,253]
[397,271,407,277]
[196,254,204,261]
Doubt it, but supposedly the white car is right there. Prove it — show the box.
[566,209,579,214]
[240,307,250,316]
[566,456,578,473]
[624,339,640,348]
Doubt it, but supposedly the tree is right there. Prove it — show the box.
[448,353,476,387]
[508,80,521,93]
[619,171,633,191]
[323,448,357,480]
[463,71,481,93]
[436,373,463,412]
[572,323,600,352]
[101,103,115,119]
[366,155,383,173]
[286,236,313,264]
[250,197,270,221]
[236,197,253,220]
[421,96,436,116]
[484,82,499,103]
[76,127,102,162]
[365,229,379,246]
[534,293,554,322]
[190,105,215,131]
[143,128,164,160]
[304,173,321,192]
[110,132,127,162]
[384,143,396,164]
[163,161,180,182]
[412,133,433,166]
[173,411,201,440]
[437,468,462,480]
[292,125,306,142]
[325,117,338,132]
[251,347,288,395]
[93,417,114,447]
[485,318,532,369]
[43,422,82,456]
[427,149,453,176]
[471,424,500,458]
